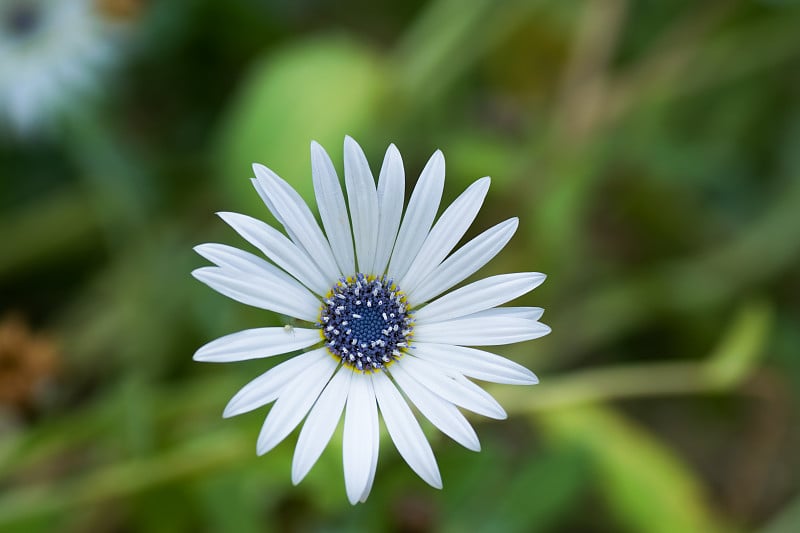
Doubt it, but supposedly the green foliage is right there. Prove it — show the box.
[1,0,799,531]
[216,36,386,211]
[539,405,725,533]
[462,446,588,533]
[705,300,773,389]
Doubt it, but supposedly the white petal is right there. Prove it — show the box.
[292,368,352,484]
[412,342,538,385]
[343,375,379,505]
[311,141,355,275]
[359,397,380,503]
[344,136,379,274]
[194,327,321,362]
[256,355,338,455]
[407,218,518,305]
[223,348,327,417]
[194,243,312,294]
[389,363,480,451]
[400,178,490,291]
[414,316,550,346]
[253,163,340,282]
[251,178,301,245]
[387,150,445,280]
[191,267,320,322]
[194,243,274,277]
[372,144,405,275]
[398,356,506,419]
[372,372,442,489]
[217,211,330,296]
[465,306,545,322]
[414,273,546,324]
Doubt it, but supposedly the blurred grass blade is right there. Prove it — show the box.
[0,430,288,527]
[394,0,544,105]
[472,447,588,533]
[705,300,773,389]
[494,300,773,411]
[537,405,727,533]
[0,189,98,277]
[394,0,494,101]
[760,492,800,533]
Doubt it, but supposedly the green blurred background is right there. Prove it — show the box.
[2,0,799,531]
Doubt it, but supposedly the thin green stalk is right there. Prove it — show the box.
[0,189,99,277]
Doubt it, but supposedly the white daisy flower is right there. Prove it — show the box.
[193,137,550,504]
[0,0,119,135]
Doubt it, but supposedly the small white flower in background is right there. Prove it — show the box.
[193,137,550,504]
[0,0,119,135]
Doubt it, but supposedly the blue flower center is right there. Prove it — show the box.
[320,273,412,372]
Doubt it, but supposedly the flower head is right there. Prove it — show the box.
[0,0,120,135]
[193,137,550,504]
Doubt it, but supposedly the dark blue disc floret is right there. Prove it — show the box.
[320,273,413,372]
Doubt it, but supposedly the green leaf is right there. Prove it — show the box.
[216,35,387,213]
[472,446,588,533]
[704,299,773,389]
[760,492,800,533]
[536,405,727,533]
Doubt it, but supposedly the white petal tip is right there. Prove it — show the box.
[252,164,276,183]
[422,469,443,489]
[256,442,275,456]
[488,406,508,420]
[290,469,306,486]
[310,140,331,160]
[192,348,230,363]
[499,367,540,385]
[499,217,519,233]
[291,456,315,486]
[222,398,247,418]
[358,483,375,502]
[519,371,540,385]
[430,150,445,168]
